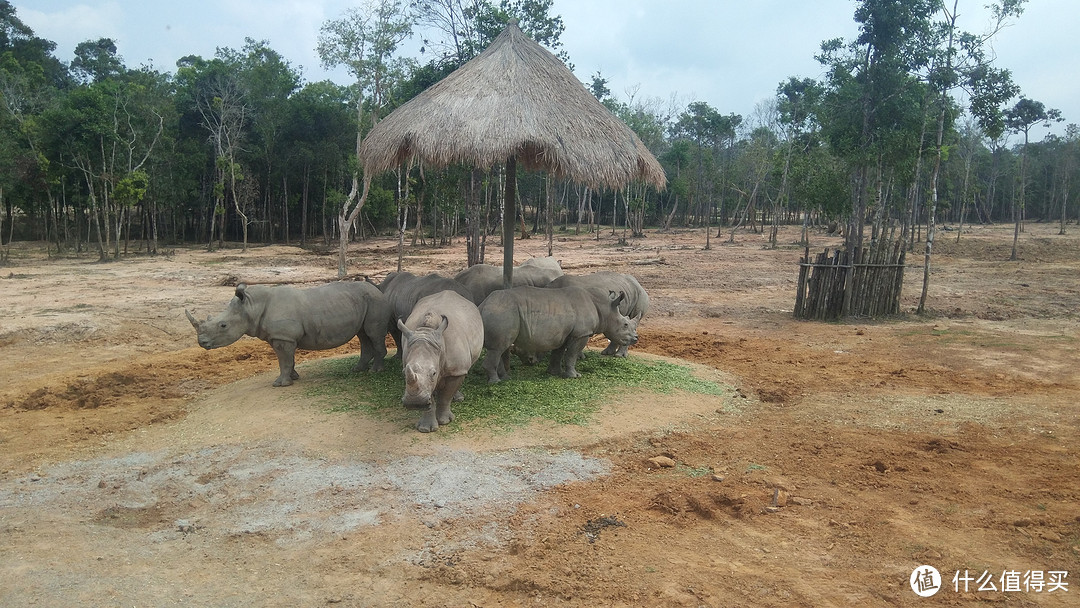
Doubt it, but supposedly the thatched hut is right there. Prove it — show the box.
[358,20,666,286]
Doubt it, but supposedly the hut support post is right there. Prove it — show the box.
[503,156,517,288]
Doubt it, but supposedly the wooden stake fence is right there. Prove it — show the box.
[794,241,906,320]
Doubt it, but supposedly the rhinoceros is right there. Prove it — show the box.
[376,271,474,355]
[478,285,637,382]
[186,281,391,387]
[547,271,649,356]
[453,257,564,305]
[397,290,484,432]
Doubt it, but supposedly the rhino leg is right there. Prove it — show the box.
[546,344,567,377]
[415,375,462,433]
[389,327,403,359]
[353,334,373,372]
[270,339,299,387]
[499,349,511,380]
[559,335,591,378]
[482,347,506,383]
[435,375,465,426]
[416,407,439,433]
[601,340,630,357]
[369,332,387,372]
[354,331,387,373]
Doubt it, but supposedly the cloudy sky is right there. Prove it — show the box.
[13,0,1077,141]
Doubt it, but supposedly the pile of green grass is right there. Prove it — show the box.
[304,351,728,431]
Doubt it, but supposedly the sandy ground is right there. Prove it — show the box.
[0,222,1078,607]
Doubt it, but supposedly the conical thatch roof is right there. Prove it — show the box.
[358,22,666,190]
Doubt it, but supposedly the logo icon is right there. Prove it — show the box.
[911,565,942,597]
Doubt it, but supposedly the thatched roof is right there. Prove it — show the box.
[358,22,667,190]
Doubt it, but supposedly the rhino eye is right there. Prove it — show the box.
[220,323,227,329]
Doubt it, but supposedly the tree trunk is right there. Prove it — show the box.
[337,175,372,278]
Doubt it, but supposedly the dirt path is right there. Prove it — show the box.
[1,223,1078,606]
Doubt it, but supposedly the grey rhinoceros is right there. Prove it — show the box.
[478,285,637,382]
[186,281,391,387]
[397,290,484,432]
[375,271,474,355]
[547,271,649,356]
[453,257,564,305]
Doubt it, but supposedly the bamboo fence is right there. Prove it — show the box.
[795,241,907,320]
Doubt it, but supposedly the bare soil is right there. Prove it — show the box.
[1,222,1078,607]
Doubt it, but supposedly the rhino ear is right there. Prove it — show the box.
[609,290,626,307]
[397,318,413,339]
[235,284,248,301]
[436,315,449,334]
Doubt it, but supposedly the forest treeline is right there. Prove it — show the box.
[0,0,1075,265]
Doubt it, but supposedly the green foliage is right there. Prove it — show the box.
[0,0,1070,250]
[70,37,122,84]
[362,182,396,227]
[304,353,728,431]
[113,170,149,208]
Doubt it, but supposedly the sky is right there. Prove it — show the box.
[12,0,1078,142]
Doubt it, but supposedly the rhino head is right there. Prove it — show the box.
[397,314,448,410]
[602,290,639,348]
[185,284,253,350]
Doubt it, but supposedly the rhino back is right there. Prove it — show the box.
[515,256,563,286]
[453,264,503,304]
[393,274,474,321]
[277,282,378,349]
[376,271,414,294]
[406,290,483,375]
[484,286,597,351]
[549,272,648,318]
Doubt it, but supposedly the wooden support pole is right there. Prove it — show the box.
[503,156,517,289]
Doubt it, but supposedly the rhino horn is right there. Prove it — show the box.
[185,309,200,328]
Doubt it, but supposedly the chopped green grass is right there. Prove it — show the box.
[303,351,729,431]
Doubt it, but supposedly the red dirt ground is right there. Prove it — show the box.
[0,222,1077,606]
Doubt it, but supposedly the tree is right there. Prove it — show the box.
[1053,124,1079,235]
[70,37,123,84]
[318,0,413,277]
[588,71,610,101]
[817,0,937,256]
[1005,96,1062,260]
[916,0,1024,314]
[413,0,567,68]
[776,77,823,246]
[188,59,250,251]
[284,81,355,246]
[229,38,301,245]
[412,0,483,67]
[670,102,739,248]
